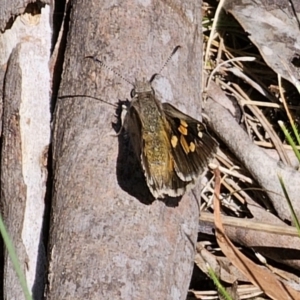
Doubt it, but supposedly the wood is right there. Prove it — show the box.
[0,4,51,299]
[2,45,27,300]
[0,0,50,31]
[205,85,300,222]
[47,0,202,299]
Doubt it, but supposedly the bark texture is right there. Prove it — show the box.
[0,3,51,299]
[2,45,28,300]
[0,1,50,31]
[47,1,202,299]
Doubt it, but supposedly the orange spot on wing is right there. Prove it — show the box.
[189,142,196,152]
[171,135,178,148]
[180,135,190,154]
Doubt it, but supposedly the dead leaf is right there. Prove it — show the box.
[213,167,300,300]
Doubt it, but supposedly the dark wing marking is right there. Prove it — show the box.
[162,102,218,182]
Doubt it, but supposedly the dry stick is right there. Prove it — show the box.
[206,81,300,222]
[255,141,300,150]
[204,0,226,65]
[205,57,256,95]
[212,76,295,162]
[229,65,277,103]
[200,212,299,237]
[232,83,291,166]
[212,168,300,299]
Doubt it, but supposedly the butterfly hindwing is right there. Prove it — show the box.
[162,102,218,183]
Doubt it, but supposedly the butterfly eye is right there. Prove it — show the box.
[130,89,136,98]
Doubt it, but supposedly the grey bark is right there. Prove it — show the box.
[46,0,202,299]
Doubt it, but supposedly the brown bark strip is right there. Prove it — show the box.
[2,46,28,300]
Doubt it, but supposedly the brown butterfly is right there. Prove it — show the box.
[86,46,218,199]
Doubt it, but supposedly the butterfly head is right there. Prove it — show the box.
[130,78,154,98]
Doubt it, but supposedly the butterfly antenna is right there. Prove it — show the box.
[157,45,181,75]
[85,56,134,87]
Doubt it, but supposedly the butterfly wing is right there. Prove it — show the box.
[162,102,218,182]
[124,91,217,199]
[125,99,193,199]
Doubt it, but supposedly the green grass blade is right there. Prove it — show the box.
[278,174,300,237]
[278,121,300,163]
[0,214,32,300]
[207,264,233,300]
[291,122,300,146]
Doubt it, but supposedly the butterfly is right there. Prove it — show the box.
[86,47,218,199]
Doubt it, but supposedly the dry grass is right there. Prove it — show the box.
[189,1,300,299]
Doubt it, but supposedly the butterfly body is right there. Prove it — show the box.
[124,78,218,199]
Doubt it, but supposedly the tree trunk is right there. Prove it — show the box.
[0,2,51,300]
[47,0,202,299]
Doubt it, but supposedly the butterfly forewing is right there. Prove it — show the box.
[126,81,190,198]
